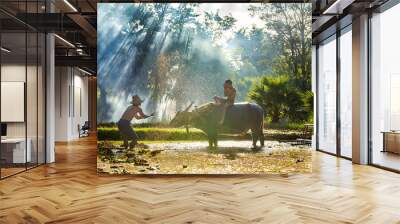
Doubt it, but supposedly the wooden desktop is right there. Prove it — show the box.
[382,131,400,154]
[1,138,32,165]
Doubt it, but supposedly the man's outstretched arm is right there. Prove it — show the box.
[135,108,154,119]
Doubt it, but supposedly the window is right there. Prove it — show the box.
[340,27,352,158]
[317,35,337,154]
[370,3,400,171]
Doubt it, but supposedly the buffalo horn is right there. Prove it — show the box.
[184,102,194,112]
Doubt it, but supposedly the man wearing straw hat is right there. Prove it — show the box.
[118,95,154,149]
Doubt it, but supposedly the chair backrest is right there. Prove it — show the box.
[82,121,90,129]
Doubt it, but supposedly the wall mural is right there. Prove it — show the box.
[97,3,313,174]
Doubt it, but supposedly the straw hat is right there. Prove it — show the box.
[131,95,143,105]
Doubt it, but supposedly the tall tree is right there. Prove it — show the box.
[249,3,312,91]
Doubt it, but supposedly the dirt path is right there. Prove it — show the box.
[97,140,312,175]
[140,140,293,151]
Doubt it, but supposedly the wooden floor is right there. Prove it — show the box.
[0,167,26,178]
[1,136,400,223]
[372,151,400,171]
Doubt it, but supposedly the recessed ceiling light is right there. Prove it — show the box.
[323,0,354,15]
[63,0,78,12]
[78,67,93,76]
[1,47,11,53]
[54,34,75,48]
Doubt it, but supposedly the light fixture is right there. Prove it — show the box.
[78,67,93,76]
[1,47,11,53]
[63,0,78,12]
[54,34,75,48]
[322,0,355,15]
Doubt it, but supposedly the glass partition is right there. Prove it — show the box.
[27,31,38,169]
[0,1,46,179]
[317,35,337,154]
[370,4,400,171]
[1,31,28,177]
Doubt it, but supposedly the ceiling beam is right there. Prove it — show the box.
[14,13,82,32]
[323,0,356,14]
[55,55,96,72]
[67,13,97,46]
[312,15,336,33]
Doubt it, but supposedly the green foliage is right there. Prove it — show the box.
[231,76,258,101]
[99,122,170,128]
[249,3,312,91]
[246,3,313,124]
[249,75,313,123]
[301,90,314,121]
[267,122,308,130]
[203,11,236,40]
[229,27,277,77]
[98,127,207,141]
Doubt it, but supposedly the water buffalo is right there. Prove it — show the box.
[170,102,264,149]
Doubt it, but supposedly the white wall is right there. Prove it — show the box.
[1,65,26,138]
[72,73,89,138]
[55,67,69,141]
[55,67,89,141]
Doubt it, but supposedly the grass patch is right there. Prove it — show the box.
[266,122,312,130]
[98,127,207,141]
[98,126,312,141]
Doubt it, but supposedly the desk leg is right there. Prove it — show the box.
[382,133,386,153]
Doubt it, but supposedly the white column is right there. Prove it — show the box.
[352,14,369,164]
[46,33,55,163]
[45,0,56,163]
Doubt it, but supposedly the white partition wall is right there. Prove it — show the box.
[55,67,89,141]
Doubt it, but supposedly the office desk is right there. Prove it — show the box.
[1,138,31,163]
[382,131,400,154]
